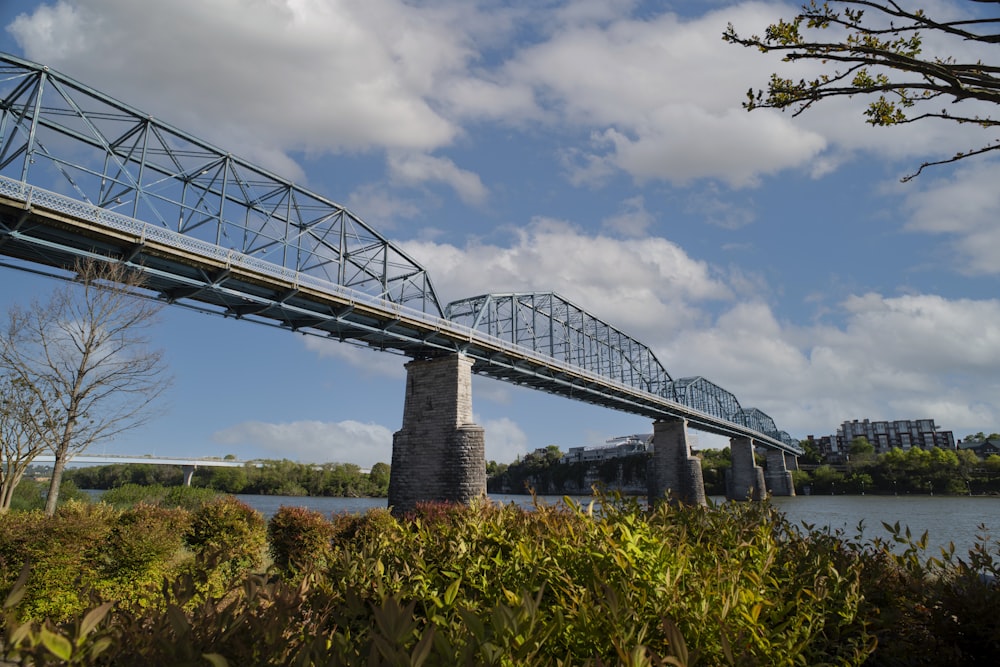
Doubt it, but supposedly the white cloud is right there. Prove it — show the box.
[480,416,530,464]
[388,152,489,205]
[8,0,945,193]
[901,160,1000,275]
[602,195,655,237]
[400,214,1000,439]
[499,3,829,187]
[664,292,1000,439]
[9,0,470,169]
[402,217,733,336]
[212,419,394,467]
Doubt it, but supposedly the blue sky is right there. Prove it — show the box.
[1,0,998,467]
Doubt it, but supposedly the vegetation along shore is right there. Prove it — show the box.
[0,486,998,665]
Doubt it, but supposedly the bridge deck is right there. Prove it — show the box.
[1,180,799,454]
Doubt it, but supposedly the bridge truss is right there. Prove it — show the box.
[447,293,798,449]
[0,53,441,314]
[0,52,801,455]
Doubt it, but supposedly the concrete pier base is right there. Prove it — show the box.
[388,354,486,515]
[647,418,707,506]
[182,465,195,487]
[728,436,765,501]
[765,449,796,497]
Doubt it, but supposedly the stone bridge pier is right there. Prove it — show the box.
[764,449,796,497]
[388,353,486,515]
[728,436,766,501]
[647,418,707,506]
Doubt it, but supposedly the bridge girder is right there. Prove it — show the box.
[0,53,442,316]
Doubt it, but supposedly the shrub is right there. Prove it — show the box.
[184,496,266,586]
[94,503,192,610]
[101,483,217,510]
[267,506,335,576]
[7,501,117,621]
[1,495,998,665]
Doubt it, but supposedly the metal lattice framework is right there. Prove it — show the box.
[0,52,441,314]
[445,292,673,396]
[0,52,801,455]
[446,293,799,449]
[667,376,743,424]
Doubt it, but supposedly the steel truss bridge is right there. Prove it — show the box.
[0,53,802,456]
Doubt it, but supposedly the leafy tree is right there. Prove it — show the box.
[0,260,170,515]
[797,438,823,465]
[368,462,390,493]
[724,1,1000,180]
[849,436,875,456]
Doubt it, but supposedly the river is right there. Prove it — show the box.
[230,493,1000,559]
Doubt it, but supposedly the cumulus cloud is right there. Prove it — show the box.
[663,292,1000,438]
[388,152,489,205]
[8,0,470,170]
[212,419,394,467]
[480,416,530,464]
[901,160,1000,275]
[402,217,733,337]
[396,217,1000,438]
[8,0,939,191]
[499,3,829,187]
[601,195,655,237]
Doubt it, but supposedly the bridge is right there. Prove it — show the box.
[30,454,256,486]
[0,52,800,511]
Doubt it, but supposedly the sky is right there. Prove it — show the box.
[1,0,998,468]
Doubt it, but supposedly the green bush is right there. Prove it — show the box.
[1,495,998,665]
[184,496,266,586]
[267,506,335,575]
[94,503,192,610]
[5,501,117,621]
[100,483,218,510]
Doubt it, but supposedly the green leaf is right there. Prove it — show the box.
[39,626,74,661]
[443,576,462,607]
[3,562,31,610]
[78,601,114,642]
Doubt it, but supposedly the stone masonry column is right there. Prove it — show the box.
[728,436,765,501]
[388,353,486,515]
[764,449,796,497]
[647,418,707,506]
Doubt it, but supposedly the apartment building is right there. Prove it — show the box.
[823,418,955,460]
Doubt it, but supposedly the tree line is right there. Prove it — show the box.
[489,441,1000,497]
[66,459,391,498]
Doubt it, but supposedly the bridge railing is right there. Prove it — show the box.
[1,176,799,452]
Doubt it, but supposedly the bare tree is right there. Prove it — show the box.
[0,373,57,511]
[724,1,1000,180]
[0,260,170,515]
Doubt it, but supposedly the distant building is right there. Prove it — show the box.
[957,437,1000,459]
[827,419,955,460]
[560,434,652,465]
[802,434,835,461]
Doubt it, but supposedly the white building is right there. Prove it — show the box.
[560,434,652,464]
